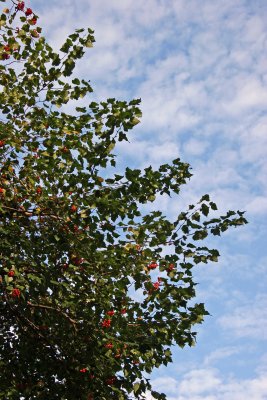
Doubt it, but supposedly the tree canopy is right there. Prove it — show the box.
[0,1,247,399]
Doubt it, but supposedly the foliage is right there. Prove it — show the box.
[0,1,247,399]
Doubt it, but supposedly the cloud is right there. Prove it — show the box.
[203,346,242,366]
[221,78,267,117]
[146,367,267,400]
[218,294,267,340]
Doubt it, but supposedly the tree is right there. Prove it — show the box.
[0,1,247,399]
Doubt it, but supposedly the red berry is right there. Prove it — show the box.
[167,263,175,272]
[106,310,115,317]
[36,187,42,195]
[120,308,127,314]
[25,7,33,16]
[148,262,158,270]
[73,257,84,266]
[17,1,25,11]
[0,140,5,147]
[106,376,116,385]
[4,45,10,52]
[101,319,111,328]
[153,282,160,290]
[11,288,20,298]
[0,188,5,194]
[30,17,37,25]
[80,368,87,373]
[8,270,15,277]
[70,204,77,212]
[104,342,113,349]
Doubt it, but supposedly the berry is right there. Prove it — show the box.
[120,308,127,314]
[0,188,5,194]
[104,342,113,349]
[106,376,116,385]
[12,288,20,298]
[25,8,33,16]
[153,282,160,290]
[80,368,87,373]
[17,2,25,11]
[70,204,77,212]
[101,319,111,328]
[36,187,42,195]
[148,262,158,270]
[106,310,115,317]
[29,17,37,25]
[8,270,15,277]
[0,140,5,147]
[3,45,10,52]
[167,263,175,272]
[72,257,84,266]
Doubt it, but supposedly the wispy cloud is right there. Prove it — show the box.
[218,294,267,340]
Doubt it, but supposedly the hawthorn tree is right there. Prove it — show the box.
[0,1,247,399]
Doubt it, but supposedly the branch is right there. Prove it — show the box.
[27,301,78,332]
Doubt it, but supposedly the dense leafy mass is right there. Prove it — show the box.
[0,1,247,399]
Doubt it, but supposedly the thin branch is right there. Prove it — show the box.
[27,301,78,332]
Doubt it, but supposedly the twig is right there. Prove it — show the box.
[27,301,78,332]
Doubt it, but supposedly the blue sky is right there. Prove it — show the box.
[32,0,267,398]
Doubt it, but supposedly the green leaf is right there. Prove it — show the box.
[201,203,209,216]
[200,194,210,202]
[133,382,140,393]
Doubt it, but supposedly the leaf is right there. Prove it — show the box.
[201,203,209,216]
[85,40,93,48]
[200,194,210,202]
[210,201,218,210]
[133,382,140,394]
[132,117,140,126]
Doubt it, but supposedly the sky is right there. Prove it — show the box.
[32,0,267,398]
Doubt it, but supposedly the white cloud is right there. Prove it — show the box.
[183,139,209,156]
[147,367,267,400]
[179,369,221,395]
[203,346,241,366]
[221,78,267,116]
[218,294,267,340]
